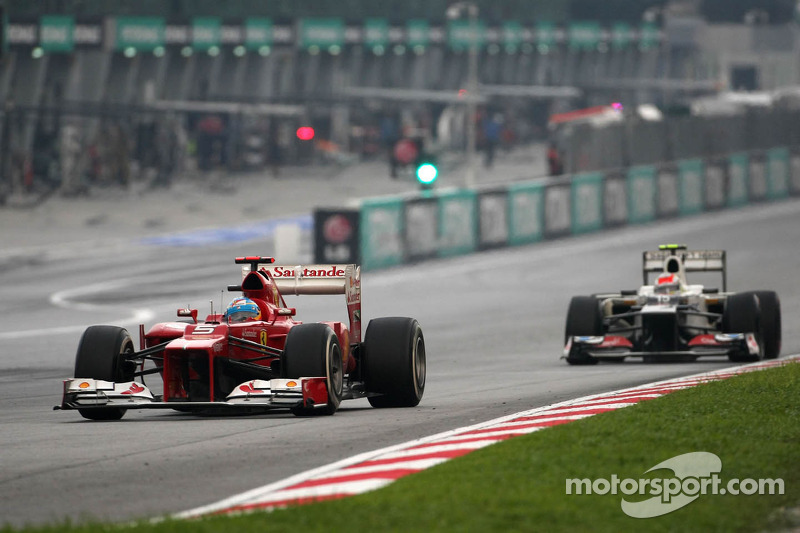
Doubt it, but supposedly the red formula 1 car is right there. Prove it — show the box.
[563,245,782,364]
[58,256,426,420]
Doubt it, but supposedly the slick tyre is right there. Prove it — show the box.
[753,291,781,359]
[74,326,136,421]
[564,296,603,365]
[723,292,763,362]
[283,323,343,416]
[363,317,426,408]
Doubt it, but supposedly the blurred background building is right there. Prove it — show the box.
[1,0,800,196]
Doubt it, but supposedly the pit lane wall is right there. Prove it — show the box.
[314,147,799,270]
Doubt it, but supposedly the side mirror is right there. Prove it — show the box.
[277,308,297,317]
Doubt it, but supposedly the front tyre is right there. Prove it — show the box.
[564,296,603,365]
[74,326,136,421]
[283,323,343,416]
[723,292,763,362]
[363,317,426,408]
[754,291,781,359]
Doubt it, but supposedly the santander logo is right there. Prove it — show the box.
[121,383,145,395]
[271,266,345,278]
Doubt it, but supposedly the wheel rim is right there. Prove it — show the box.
[413,335,426,391]
[328,342,344,399]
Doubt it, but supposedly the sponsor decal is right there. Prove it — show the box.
[599,336,633,348]
[286,381,298,388]
[323,215,353,244]
[260,330,269,346]
[240,381,261,394]
[242,330,258,339]
[79,381,91,389]
[122,383,145,395]
[271,266,345,278]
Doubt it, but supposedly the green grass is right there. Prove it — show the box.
[7,363,800,533]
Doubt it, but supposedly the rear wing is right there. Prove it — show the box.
[642,248,727,290]
[237,257,362,342]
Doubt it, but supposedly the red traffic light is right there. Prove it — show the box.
[296,126,315,141]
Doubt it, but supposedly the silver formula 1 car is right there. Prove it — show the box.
[563,245,781,364]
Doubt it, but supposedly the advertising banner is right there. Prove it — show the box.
[727,152,749,207]
[192,17,221,50]
[678,158,704,215]
[508,181,545,245]
[447,19,487,50]
[749,151,767,201]
[406,20,430,48]
[568,21,600,51]
[299,18,344,49]
[478,190,509,249]
[704,158,726,209]
[314,209,360,264]
[404,198,438,262]
[544,183,572,238]
[656,164,679,217]
[40,15,74,52]
[571,172,603,234]
[766,147,790,200]
[360,198,404,270]
[791,149,800,195]
[603,172,628,226]
[115,17,165,51]
[245,18,273,49]
[364,18,389,48]
[438,190,477,257]
[627,165,657,224]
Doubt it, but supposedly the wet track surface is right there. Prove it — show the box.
[1,199,799,528]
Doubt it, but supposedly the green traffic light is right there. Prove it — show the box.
[416,162,438,185]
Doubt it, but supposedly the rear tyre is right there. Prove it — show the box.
[363,317,426,408]
[283,323,343,416]
[564,296,603,365]
[723,292,763,362]
[754,291,781,359]
[74,326,136,421]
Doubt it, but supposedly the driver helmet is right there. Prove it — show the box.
[224,297,261,322]
[654,273,681,294]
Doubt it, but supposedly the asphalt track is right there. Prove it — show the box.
[1,197,798,528]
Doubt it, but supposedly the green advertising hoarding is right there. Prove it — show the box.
[766,147,790,200]
[299,18,344,49]
[728,153,749,207]
[571,172,604,234]
[568,21,600,51]
[192,17,221,50]
[536,21,556,48]
[627,165,657,224]
[678,159,705,215]
[438,189,478,257]
[407,20,429,48]
[364,18,389,48]
[502,21,523,50]
[447,19,486,50]
[611,22,632,49]
[115,17,165,51]
[360,197,404,270]
[40,15,74,53]
[245,18,273,49]
[508,181,545,245]
[639,22,659,49]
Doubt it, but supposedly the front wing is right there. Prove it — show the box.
[56,377,330,412]
[563,333,761,360]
